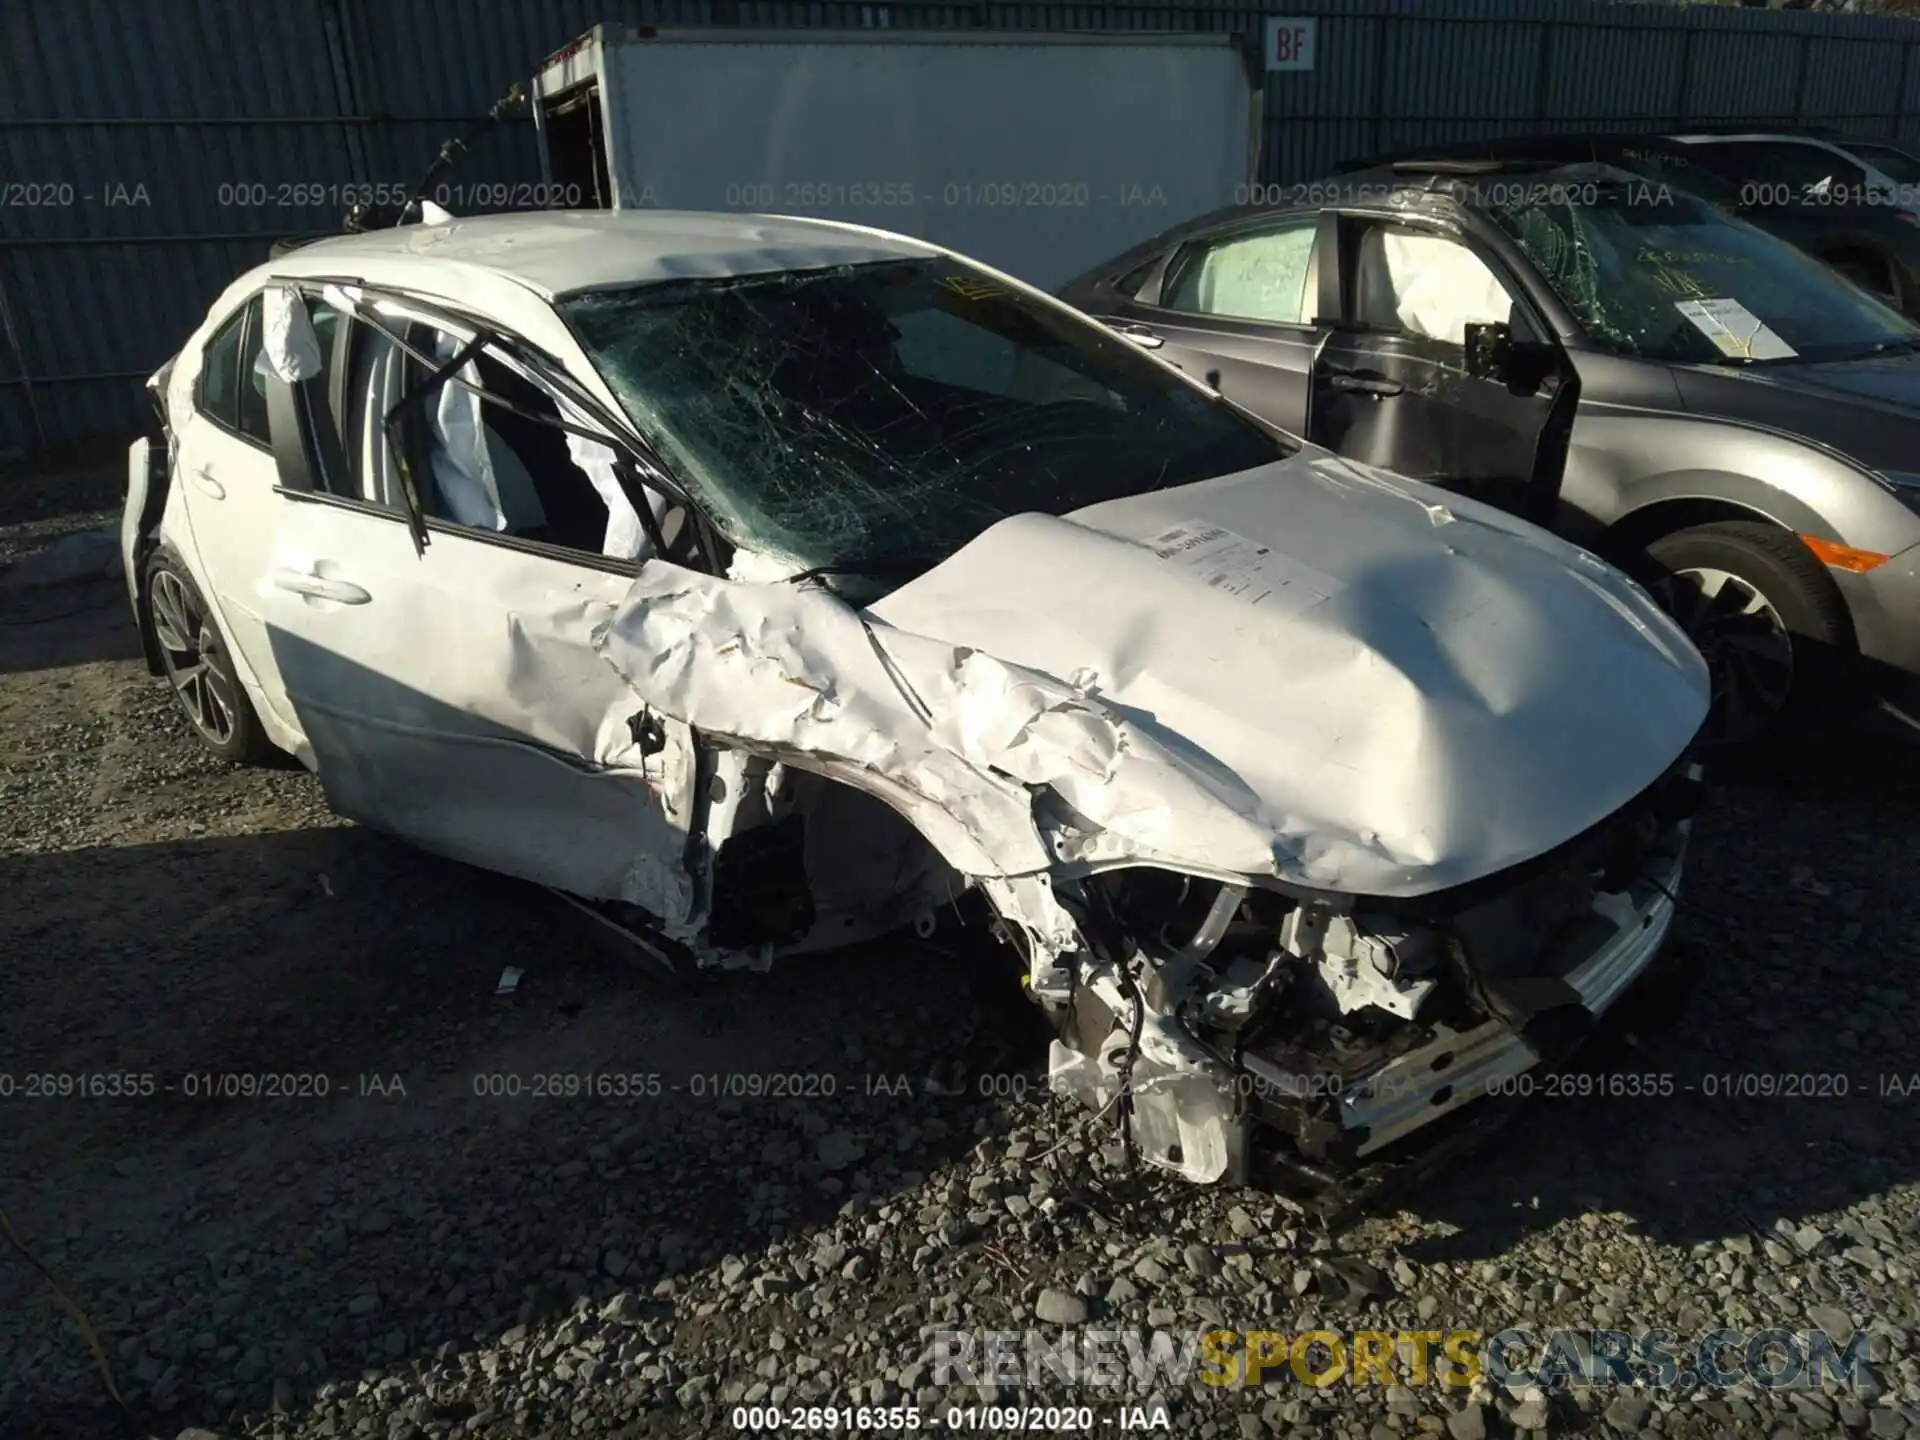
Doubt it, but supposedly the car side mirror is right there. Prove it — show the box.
[1464,321,1515,381]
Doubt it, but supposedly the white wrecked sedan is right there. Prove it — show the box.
[124,210,1710,1200]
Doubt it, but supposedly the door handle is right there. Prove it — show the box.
[187,466,225,499]
[1327,371,1405,398]
[271,566,370,605]
[1105,321,1166,349]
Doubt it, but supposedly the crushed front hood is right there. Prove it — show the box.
[868,452,1709,897]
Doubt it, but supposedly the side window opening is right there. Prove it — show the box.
[302,303,349,493]
[1348,225,1516,345]
[237,296,272,444]
[270,296,352,495]
[1160,220,1319,325]
[468,353,608,547]
[1112,255,1162,299]
[335,308,707,567]
[196,301,251,431]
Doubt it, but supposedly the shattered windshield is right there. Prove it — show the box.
[557,259,1288,573]
[1485,182,1920,365]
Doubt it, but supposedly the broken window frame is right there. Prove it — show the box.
[264,276,727,575]
[382,327,493,555]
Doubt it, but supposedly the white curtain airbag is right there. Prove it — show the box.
[1369,231,1514,345]
[261,286,323,383]
[427,331,511,532]
[557,401,649,559]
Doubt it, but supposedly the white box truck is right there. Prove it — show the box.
[531,25,1261,291]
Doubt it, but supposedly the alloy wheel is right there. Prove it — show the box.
[149,569,237,747]
[1648,564,1794,749]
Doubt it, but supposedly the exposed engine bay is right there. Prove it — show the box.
[1039,756,1703,1202]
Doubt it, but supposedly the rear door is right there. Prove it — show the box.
[256,284,709,934]
[1306,214,1576,527]
[1086,211,1326,431]
[170,293,308,736]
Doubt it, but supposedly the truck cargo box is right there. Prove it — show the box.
[533,25,1260,290]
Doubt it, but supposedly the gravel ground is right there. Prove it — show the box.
[4,457,1920,1440]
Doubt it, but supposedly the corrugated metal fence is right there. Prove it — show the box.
[4,0,1920,455]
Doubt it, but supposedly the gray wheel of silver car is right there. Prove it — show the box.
[145,553,272,765]
[1642,521,1854,753]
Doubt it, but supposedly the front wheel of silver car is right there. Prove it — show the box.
[145,553,273,766]
[1641,521,1855,754]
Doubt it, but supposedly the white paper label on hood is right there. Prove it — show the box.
[1673,299,1797,360]
[1147,522,1341,614]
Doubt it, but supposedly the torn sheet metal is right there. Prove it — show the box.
[587,565,1061,881]
[591,450,1706,902]
[588,554,1304,891]
[1046,968,1244,1184]
[256,489,703,930]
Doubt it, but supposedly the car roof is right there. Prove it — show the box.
[1333,137,1609,172]
[1332,157,1646,195]
[1668,132,1843,147]
[1060,156,1651,296]
[266,209,943,299]
[1333,128,1907,174]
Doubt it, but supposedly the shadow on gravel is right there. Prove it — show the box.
[0,577,144,675]
[0,436,131,528]
[0,824,1016,1437]
[1399,724,1920,1262]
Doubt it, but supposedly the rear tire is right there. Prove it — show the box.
[144,551,274,766]
[1640,520,1856,754]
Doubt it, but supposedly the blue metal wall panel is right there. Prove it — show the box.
[1544,25,1687,124]
[7,0,1920,454]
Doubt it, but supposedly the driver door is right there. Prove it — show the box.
[256,284,711,948]
[1305,216,1577,528]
